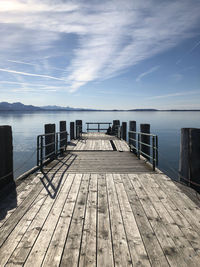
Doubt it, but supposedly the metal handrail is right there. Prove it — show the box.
[37,131,68,167]
[86,122,112,132]
[128,130,158,171]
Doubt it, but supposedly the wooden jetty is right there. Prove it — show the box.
[1,127,200,266]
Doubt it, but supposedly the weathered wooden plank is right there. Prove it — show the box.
[151,182,200,256]
[41,173,82,267]
[0,173,46,248]
[79,174,97,267]
[129,174,188,267]
[113,174,151,266]
[106,174,132,266]
[121,174,169,267]
[0,192,47,266]
[6,173,69,266]
[0,174,39,228]
[97,173,114,267]
[24,174,75,267]
[60,174,90,267]
[152,174,200,234]
[137,173,200,266]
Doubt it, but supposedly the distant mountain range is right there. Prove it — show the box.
[0,102,41,111]
[0,102,94,111]
[0,102,199,111]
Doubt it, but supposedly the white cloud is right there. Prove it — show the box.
[0,0,200,92]
[136,66,160,82]
[0,68,66,81]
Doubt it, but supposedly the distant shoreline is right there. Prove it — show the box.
[1,109,200,112]
[1,102,200,112]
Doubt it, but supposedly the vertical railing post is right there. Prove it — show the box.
[152,136,156,171]
[156,135,158,166]
[138,133,140,159]
[37,136,40,166]
[41,135,44,167]
[98,123,100,132]
[56,133,59,156]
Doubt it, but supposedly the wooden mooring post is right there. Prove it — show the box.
[112,120,120,135]
[44,124,56,159]
[0,126,14,189]
[70,122,75,140]
[179,128,200,192]
[121,122,127,141]
[75,120,82,139]
[59,121,67,151]
[140,124,150,160]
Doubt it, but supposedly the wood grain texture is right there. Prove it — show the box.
[1,132,200,266]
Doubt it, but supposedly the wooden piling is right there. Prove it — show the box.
[70,122,75,140]
[59,121,67,151]
[121,122,127,141]
[0,126,14,188]
[140,124,150,160]
[112,120,120,136]
[179,128,200,192]
[76,120,82,139]
[129,121,136,153]
[44,124,56,159]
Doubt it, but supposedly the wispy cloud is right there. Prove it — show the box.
[0,0,200,92]
[147,90,200,100]
[136,66,160,82]
[7,59,68,72]
[0,68,66,81]
[176,39,200,64]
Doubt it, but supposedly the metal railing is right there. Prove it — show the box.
[37,130,68,167]
[86,122,112,132]
[128,130,158,171]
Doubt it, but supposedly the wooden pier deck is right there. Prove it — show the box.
[1,133,200,266]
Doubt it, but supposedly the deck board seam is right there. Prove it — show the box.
[40,173,77,266]
[105,174,118,267]
[59,174,84,266]
[77,174,92,266]
[20,173,72,266]
[126,174,172,266]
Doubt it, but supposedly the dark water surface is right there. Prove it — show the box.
[0,111,199,180]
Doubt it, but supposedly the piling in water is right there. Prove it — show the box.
[179,128,200,192]
[129,121,136,154]
[0,126,14,189]
[75,120,82,139]
[140,124,150,160]
[44,124,56,159]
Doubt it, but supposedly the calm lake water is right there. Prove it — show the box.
[0,111,200,180]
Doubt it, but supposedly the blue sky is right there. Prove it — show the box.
[0,0,200,109]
